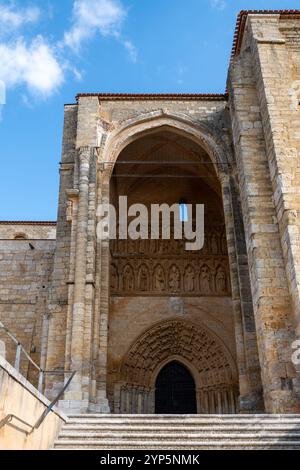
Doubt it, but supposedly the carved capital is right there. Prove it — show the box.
[283,209,298,226]
[66,188,79,200]
[219,171,230,186]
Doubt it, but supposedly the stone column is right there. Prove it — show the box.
[220,171,263,412]
[89,164,110,413]
[64,189,79,375]
[61,146,91,412]
[196,388,202,414]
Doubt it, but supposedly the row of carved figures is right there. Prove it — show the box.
[110,261,230,295]
[110,229,227,256]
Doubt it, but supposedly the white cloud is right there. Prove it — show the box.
[63,0,137,62]
[64,0,126,50]
[0,80,5,104]
[210,0,227,10]
[0,36,64,97]
[0,0,136,103]
[0,2,40,34]
[123,40,137,63]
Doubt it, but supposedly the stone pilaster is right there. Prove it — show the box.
[45,105,77,400]
[89,163,111,413]
[220,171,263,412]
[61,146,92,412]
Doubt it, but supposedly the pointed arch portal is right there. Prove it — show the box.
[115,320,238,414]
[155,361,197,414]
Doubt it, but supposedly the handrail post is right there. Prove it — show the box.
[14,343,21,371]
[0,320,77,434]
[38,370,44,393]
[33,371,76,430]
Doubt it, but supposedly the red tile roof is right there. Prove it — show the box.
[75,93,227,101]
[0,221,57,225]
[231,9,300,59]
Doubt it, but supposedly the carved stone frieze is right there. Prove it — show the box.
[110,225,230,296]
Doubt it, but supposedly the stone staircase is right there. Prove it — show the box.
[53,414,300,450]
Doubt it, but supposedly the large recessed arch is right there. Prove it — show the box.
[102,111,232,179]
[104,109,252,414]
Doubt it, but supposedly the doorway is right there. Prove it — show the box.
[155,361,197,414]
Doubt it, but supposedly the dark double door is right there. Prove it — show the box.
[155,361,197,414]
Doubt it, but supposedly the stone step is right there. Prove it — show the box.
[54,415,300,450]
[53,439,300,450]
[56,431,300,440]
[67,413,300,419]
[61,425,300,435]
[65,420,300,427]
[64,417,300,423]
[62,420,300,427]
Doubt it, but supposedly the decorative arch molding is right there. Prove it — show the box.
[151,354,200,387]
[120,319,237,389]
[101,110,232,179]
[115,319,239,414]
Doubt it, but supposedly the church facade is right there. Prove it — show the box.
[1,10,300,416]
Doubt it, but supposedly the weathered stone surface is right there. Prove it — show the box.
[53,414,300,450]
[1,11,300,417]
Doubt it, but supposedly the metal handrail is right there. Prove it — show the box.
[33,371,76,429]
[0,414,33,433]
[0,321,73,393]
[0,321,42,374]
[0,371,76,435]
[0,321,76,434]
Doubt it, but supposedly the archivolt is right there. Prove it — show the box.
[120,319,237,389]
[101,110,231,179]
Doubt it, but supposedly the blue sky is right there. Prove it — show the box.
[0,0,299,220]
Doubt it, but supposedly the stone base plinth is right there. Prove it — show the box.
[58,399,89,414]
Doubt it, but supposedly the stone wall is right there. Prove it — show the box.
[227,13,300,412]
[0,222,56,240]
[0,238,55,382]
[99,97,228,129]
[0,355,65,450]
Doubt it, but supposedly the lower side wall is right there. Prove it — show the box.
[0,356,66,450]
[0,240,55,381]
